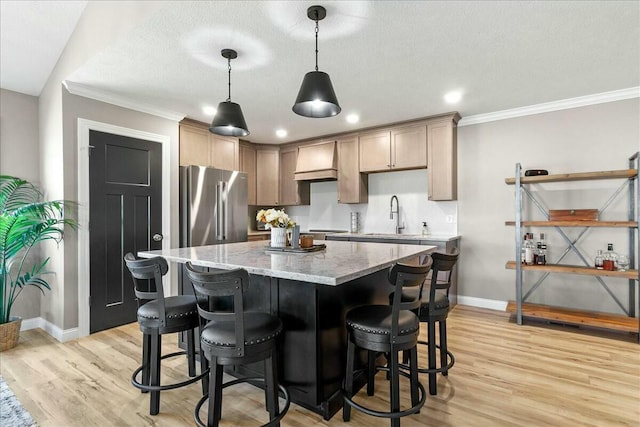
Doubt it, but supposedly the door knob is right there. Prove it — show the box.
[152,233,163,242]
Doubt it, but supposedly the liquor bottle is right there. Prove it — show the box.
[524,233,535,265]
[594,249,604,270]
[521,234,527,264]
[536,233,547,265]
[603,243,618,271]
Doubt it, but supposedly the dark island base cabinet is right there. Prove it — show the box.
[179,265,392,420]
[326,235,460,305]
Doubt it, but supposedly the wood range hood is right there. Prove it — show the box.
[294,141,338,181]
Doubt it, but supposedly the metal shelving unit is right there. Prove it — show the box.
[505,153,639,337]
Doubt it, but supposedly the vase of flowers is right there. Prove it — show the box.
[256,208,295,248]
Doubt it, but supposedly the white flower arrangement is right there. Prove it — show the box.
[256,208,295,229]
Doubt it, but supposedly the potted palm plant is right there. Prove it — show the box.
[0,175,77,351]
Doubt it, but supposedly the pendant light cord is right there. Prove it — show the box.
[227,56,232,102]
[314,11,319,72]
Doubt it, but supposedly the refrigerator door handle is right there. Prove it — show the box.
[217,181,227,240]
[216,181,223,241]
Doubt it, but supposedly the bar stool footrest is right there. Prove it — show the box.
[342,367,426,419]
[194,376,290,427]
[132,350,209,392]
[399,340,455,374]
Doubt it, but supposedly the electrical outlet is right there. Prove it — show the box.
[446,215,454,223]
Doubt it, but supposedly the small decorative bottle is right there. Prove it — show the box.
[594,249,604,270]
[603,243,618,271]
[422,221,430,236]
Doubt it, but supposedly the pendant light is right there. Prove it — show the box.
[209,49,250,137]
[292,5,341,118]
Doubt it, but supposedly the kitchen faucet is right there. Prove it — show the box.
[390,195,404,234]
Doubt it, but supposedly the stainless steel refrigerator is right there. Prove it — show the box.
[180,165,248,247]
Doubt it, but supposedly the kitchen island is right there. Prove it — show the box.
[139,239,436,419]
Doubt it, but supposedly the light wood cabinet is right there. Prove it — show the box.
[239,143,257,205]
[358,124,427,172]
[179,120,239,170]
[279,147,310,206]
[358,130,391,172]
[427,118,457,201]
[337,136,368,204]
[392,125,427,170]
[179,124,211,167]
[211,135,239,171]
[256,148,280,206]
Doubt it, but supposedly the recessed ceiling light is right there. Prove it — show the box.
[444,91,462,104]
[346,113,360,124]
[276,129,288,138]
[203,106,217,116]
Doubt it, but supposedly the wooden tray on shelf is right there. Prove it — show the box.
[265,244,326,254]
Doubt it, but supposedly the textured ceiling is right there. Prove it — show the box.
[0,0,87,96]
[2,1,639,144]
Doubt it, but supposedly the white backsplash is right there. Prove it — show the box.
[285,169,458,235]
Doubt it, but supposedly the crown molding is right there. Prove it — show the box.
[458,87,640,127]
[62,80,185,122]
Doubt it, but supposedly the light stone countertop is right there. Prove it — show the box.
[139,240,436,286]
[326,232,461,242]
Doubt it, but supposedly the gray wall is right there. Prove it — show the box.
[457,98,639,313]
[0,88,42,320]
[60,89,179,330]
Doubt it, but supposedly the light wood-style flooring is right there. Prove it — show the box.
[1,306,638,426]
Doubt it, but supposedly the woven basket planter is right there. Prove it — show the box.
[0,317,22,352]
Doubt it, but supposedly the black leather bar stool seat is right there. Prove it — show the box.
[124,253,208,416]
[186,263,290,427]
[390,251,459,396]
[343,262,430,427]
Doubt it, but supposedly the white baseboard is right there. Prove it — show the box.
[456,295,508,311]
[19,297,506,342]
[20,317,79,342]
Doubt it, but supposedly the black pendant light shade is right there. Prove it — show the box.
[209,48,250,137]
[209,101,249,137]
[293,71,341,117]
[292,5,341,118]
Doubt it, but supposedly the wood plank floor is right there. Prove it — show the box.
[1,306,638,426]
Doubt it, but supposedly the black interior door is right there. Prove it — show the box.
[89,130,163,333]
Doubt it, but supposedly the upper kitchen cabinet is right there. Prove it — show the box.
[337,136,368,204]
[427,114,460,201]
[211,134,239,171]
[358,130,391,172]
[391,125,427,170]
[179,119,239,171]
[256,147,280,206]
[358,124,427,172]
[280,147,310,206]
[239,142,257,205]
[179,123,211,167]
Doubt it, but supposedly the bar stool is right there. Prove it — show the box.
[185,263,290,427]
[392,251,459,395]
[343,262,430,427]
[415,251,459,395]
[124,253,208,415]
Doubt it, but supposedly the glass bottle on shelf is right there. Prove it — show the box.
[524,233,535,265]
[536,233,547,265]
[521,234,527,264]
[603,243,618,271]
[594,249,604,270]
